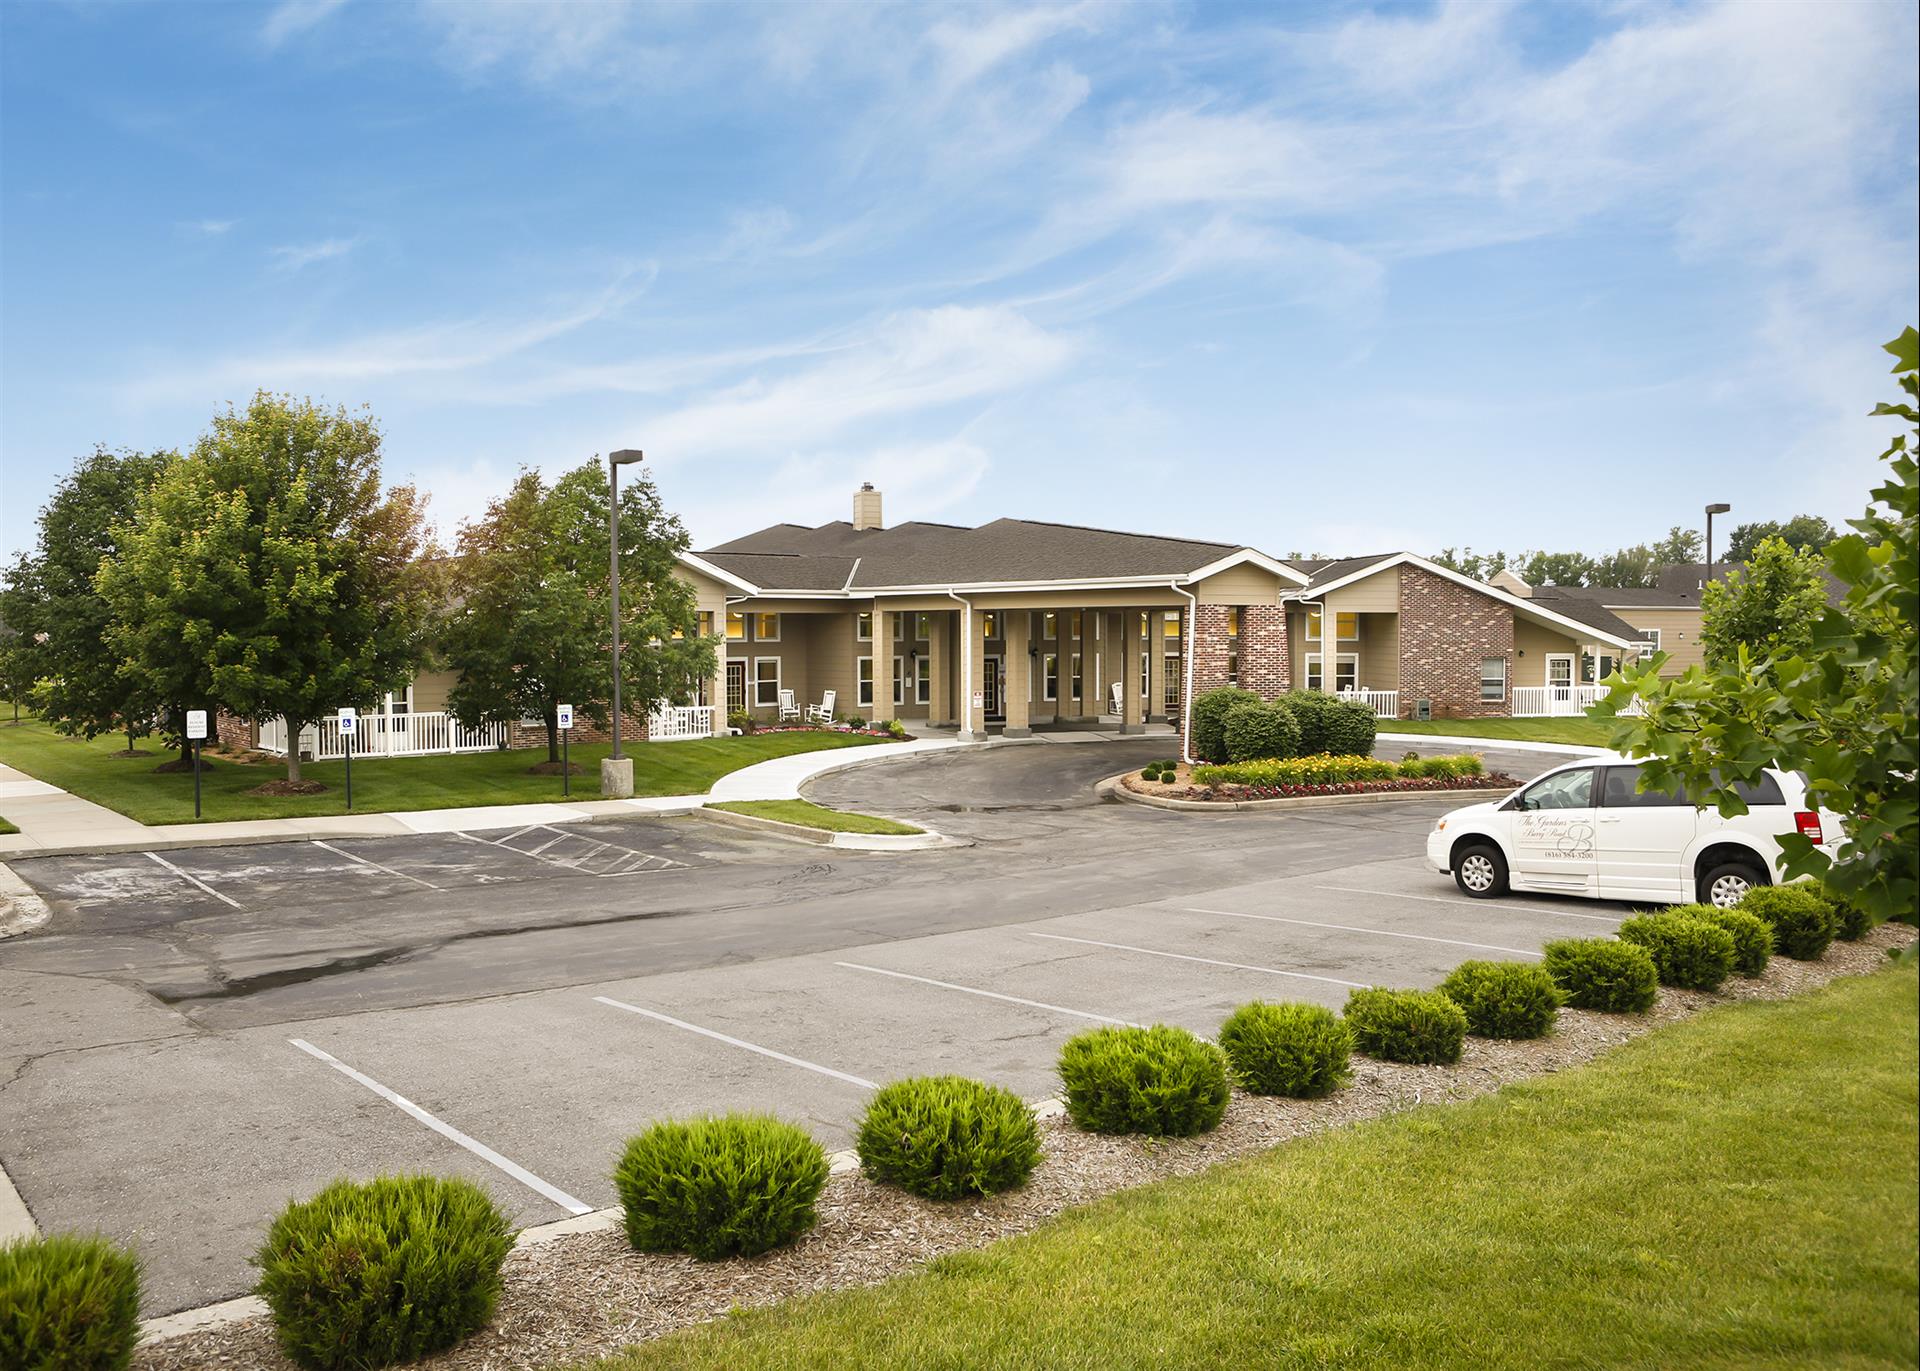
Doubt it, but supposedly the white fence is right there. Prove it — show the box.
[258,711,508,760]
[1511,685,1642,718]
[1337,688,1399,720]
[647,704,716,741]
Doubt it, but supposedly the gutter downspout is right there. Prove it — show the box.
[1171,579,1198,765]
[945,588,975,742]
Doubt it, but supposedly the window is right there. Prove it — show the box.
[1226,652,1240,686]
[1163,614,1181,640]
[892,615,904,642]
[1069,653,1083,699]
[698,611,714,637]
[915,656,932,704]
[1163,654,1181,712]
[1581,651,1619,684]
[1479,657,1507,702]
[726,661,746,712]
[1516,767,1595,811]
[1305,653,1323,692]
[1140,649,1150,701]
[857,657,874,707]
[1305,609,1359,642]
[1067,611,1083,639]
[1638,628,1662,660]
[915,612,931,639]
[752,658,780,707]
[856,612,873,641]
[753,612,780,642]
[1334,655,1358,692]
[1226,607,1242,636]
[1602,766,1690,808]
[1043,612,1057,639]
[1043,653,1059,700]
[981,611,999,639]
[726,611,746,641]
[893,656,906,706]
[1139,611,1150,637]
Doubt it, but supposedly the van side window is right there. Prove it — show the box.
[1517,767,1594,811]
[1601,766,1690,808]
[1726,773,1786,806]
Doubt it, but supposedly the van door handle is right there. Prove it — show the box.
[1599,816,1621,824]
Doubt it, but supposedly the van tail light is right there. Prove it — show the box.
[1794,811,1824,845]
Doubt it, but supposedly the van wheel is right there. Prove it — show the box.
[1454,844,1509,898]
[1698,860,1766,908]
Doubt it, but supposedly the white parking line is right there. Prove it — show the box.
[311,840,444,892]
[1025,932,1368,989]
[1181,907,1542,958]
[593,997,879,1089]
[289,1039,590,1215]
[1315,885,1622,924]
[462,828,679,879]
[145,851,243,909]
[835,962,1146,1027]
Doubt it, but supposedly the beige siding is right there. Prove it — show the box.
[1514,619,1582,686]
[1607,607,1704,675]
[411,669,459,713]
[1326,565,1399,614]
[1357,613,1400,691]
[1194,565,1283,606]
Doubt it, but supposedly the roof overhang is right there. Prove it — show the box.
[677,552,761,596]
[1185,547,1311,586]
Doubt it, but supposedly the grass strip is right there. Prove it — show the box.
[706,799,921,835]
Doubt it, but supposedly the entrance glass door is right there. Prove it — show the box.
[983,656,1004,721]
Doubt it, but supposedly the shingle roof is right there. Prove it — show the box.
[1288,554,1399,590]
[1520,589,1648,641]
[698,517,1250,592]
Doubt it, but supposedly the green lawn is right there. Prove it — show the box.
[593,966,1918,1371]
[707,799,922,836]
[0,720,888,825]
[0,816,17,835]
[1383,716,1616,747]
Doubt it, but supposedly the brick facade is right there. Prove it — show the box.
[1397,564,1514,718]
[1178,601,1291,750]
[214,710,255,750]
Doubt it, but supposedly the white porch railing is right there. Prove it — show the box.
[1337,688,1399,720]
[257,711,508,759]
[648,704,716,741]
[1511,685,1642,718]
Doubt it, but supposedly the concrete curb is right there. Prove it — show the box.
[691,804,968,851]
[1100,773,1515,813]
[0,1157,35,1243]
[0,861,52,939]
[1376,732,1611,757]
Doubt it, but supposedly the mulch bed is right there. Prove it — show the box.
[243,779,328,797]
[137,923,1916,1371]
[1123,765,1519,802]
[525,761,584,776]
[152,758,214,775]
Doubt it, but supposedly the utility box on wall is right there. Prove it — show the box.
[1415,698,1432,721]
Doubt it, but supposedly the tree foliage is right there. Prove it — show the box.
[1435,526,1704,589]
[1726,514,1837,563]
[1,448,174,747]
[442,458,713,760]
[1598,329,1918,923]
[1699,536,1830,668]
[97,394,435,782]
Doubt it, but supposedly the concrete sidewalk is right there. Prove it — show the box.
[0,737,972,858]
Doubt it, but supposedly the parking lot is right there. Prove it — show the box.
[0,736,1607,1314]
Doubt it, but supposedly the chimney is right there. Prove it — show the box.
[852,482,883,531]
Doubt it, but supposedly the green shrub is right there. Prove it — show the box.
[1399,753,1487,781]
[1284,690,1337,754]
[1190,686,1259,763]
[1057,1025,1230,1136]
[1541,938,1659,1013]
[1342,988,1468,1065]
[1676,904,1773,977]
[1140,765,1163,782]
[254,1175,513,1371]
[614,1114,829,1260]
[1221,699,1302,762]
[1157,758,1177,770]
[0,1233,142,1371]
[856,1077,1041,1200]
[727,710,753,733]
[1738,885,1839,960]
[1324,697,1378,756]
[1817,883,1876,940]
[1437,960,1565,1039]
[1216,1002,1354,1097]
[1617,913,1736,991]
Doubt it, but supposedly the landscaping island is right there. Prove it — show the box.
[1120,752,1519,807]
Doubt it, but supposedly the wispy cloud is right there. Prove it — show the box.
[185,218,235,236]
[261,0,349,49]
[269,236,362,270]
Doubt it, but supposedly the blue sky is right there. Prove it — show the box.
[3,0,1915,564]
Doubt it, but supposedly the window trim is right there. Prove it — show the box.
[1069,652,1083,700]
[856,656,874,708]
[725,660,746,713]
[725,610,746,642]
[752,656,781,708]
[753,612,781,643]
[915,655,932,704]
[1479,656,1507,702]
[1043,652,1059,701]
[856,612,873,641]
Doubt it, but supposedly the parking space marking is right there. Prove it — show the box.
[462,827,683,878]
[834,962,1146,1027]
[1025,932,1369,989]
[1314,885,1622,924]
[1180,908,1542,958]
[289,1038,591,1214]
[144,851,243,909]
[592,997,879,1089]
[311,840,444,892]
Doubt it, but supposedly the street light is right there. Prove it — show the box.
[1704,501,1731,588]
[606,448,646,792]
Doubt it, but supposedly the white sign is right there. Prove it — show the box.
[185,709,208,741]
[971,691,984,709]
[337,706,357,731]
[557,704,574,731]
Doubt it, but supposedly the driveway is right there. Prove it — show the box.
[0,733,1593,1314]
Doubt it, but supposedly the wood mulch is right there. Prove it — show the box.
[242,779,328,797]
[138,923,1916,1371]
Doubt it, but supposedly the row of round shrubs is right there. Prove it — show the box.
[1190,686,1378,765]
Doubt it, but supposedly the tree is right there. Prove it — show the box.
[1598,328,1918,923]
[1430,547,1512,580]
[1589,543,1660,589]
[1698,536,1830,668]
[98,394,435,784]
[1726,514,1838,563]
[3,448,175,752]
[442,458,713,763]
[1649,525,1703,565]
[1518,550,1595,587]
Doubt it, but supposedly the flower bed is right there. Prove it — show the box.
[1173,774,1519,802]
[1126,751,1517,804]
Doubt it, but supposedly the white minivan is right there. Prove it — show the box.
[1427,755,1839,907]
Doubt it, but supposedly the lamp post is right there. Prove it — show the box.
[1704,501,1731,588]
[604,448,646,797]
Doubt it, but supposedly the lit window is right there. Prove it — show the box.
[856,612,873,640]
[1480,657,1507,701]
[698,611,714,637]
[981,612,998,639]
[1226,607,1242,636]
[726,611,745,641]
[753,658,780,707]
[1069,653,1083,699]
[1043,653,1059,700]
[1163,615,1180,639]
[1139,611,1149,636]
[857,657,874,707]
[754,613,780,641]
[1068,611,1082,638]
[1043,612,1057,639]
[915,612,931,639]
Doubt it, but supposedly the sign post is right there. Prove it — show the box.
[337,706,357,811]
[557,704,574,798]
[185,709,208,819]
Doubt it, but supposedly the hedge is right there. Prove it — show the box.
[1216,1002,1353,1097]
[1190,686,1260,763]
[856,1077,1041,1201]
[1221,699,1302,762]
[1682,904,1773,977]
[614,1114,829,1260]
[1342,988,1468,1065]
[1284,690,1337,755]
[1817,883,1877,941]
[1192,753,1481,788]
[1617,912,1736,991]
[0,1233,143,1371]
[1436,960,1564,1039]
[1738,885,1840,960]
[254,1175,513,1370]
[1541,938,1659,1013]
[1057,1025,1230,1136]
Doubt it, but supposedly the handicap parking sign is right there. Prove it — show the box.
[558,704,574,731]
